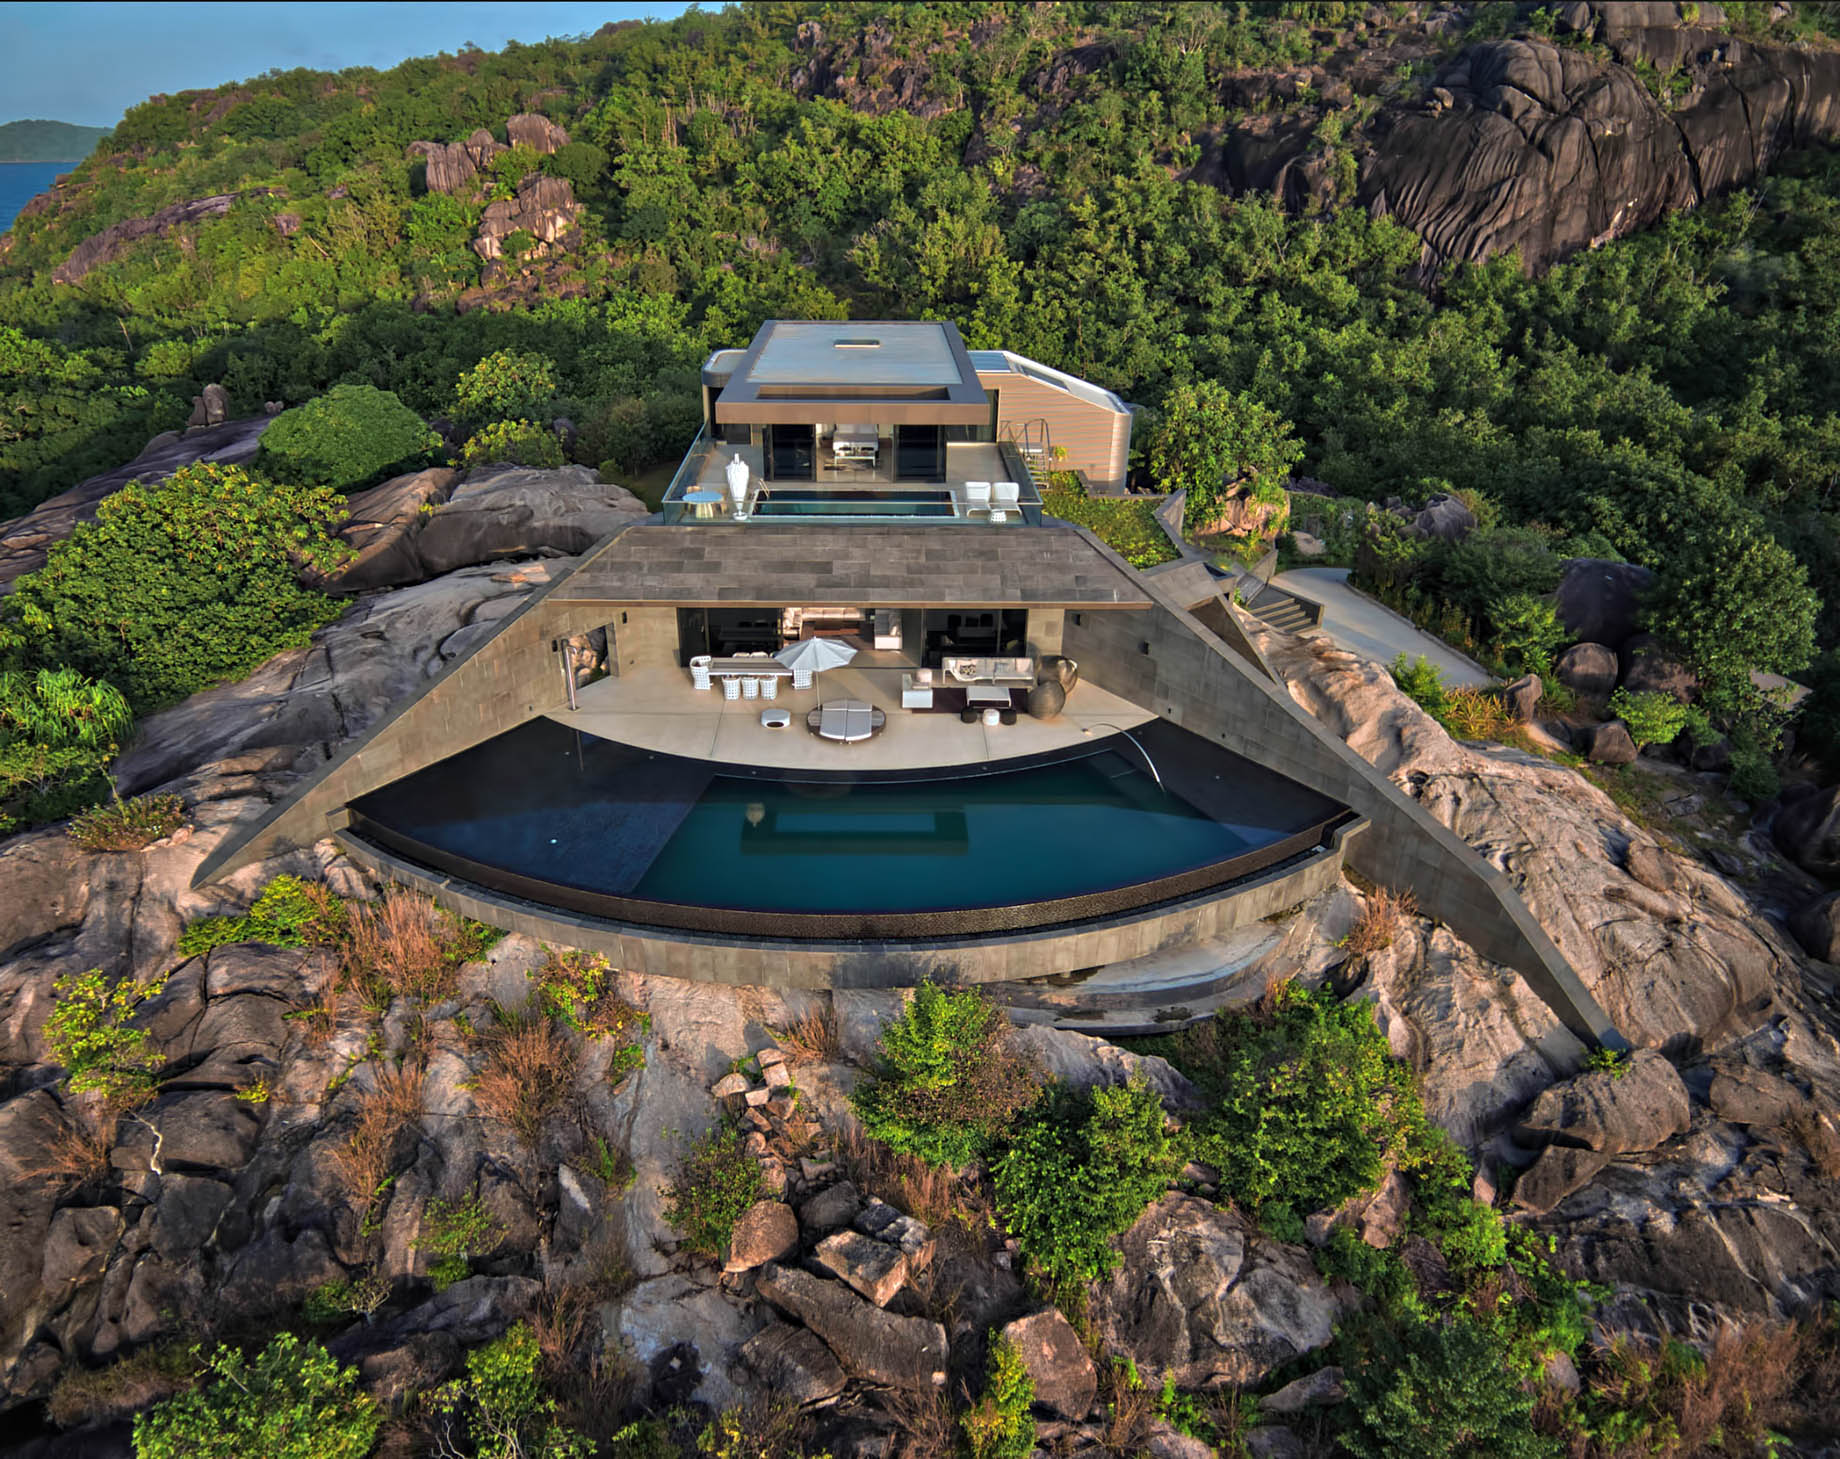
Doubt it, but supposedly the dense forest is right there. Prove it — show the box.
[0,121,109,164]
[3,2,1840,744]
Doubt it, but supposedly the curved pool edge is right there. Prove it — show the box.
[330,815,1367,991]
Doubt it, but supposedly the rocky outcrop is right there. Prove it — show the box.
[1092,1196,1340,1389]
[1362,27,1840,276]
[1556,642,1619,701]
[473,174,582,261]
[52,192,271,285]
[1580,719,1638,765]
[315,463,644,594]
[756,1263,948,1389]
[1516,1049,1692,1154]
[1001,1308,1096,1420]
[1247,624,1794,1053]
[0,417,272,591]
[506,113,570,154]
[1774,786,1840,882]
[408,139,479,196]
[183,382,230,430]
[1620,631,1696,701]
[1556,559,1654,651]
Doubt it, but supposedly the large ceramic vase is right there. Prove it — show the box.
[1026,680,1067,719]
[1039,655,1080,693]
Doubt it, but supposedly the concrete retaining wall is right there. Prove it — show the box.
[1059,530,1622,1048]
[333,825,1356,989]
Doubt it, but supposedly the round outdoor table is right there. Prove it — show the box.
[683,489,724,519]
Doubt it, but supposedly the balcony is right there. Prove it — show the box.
[659,425,1043,526]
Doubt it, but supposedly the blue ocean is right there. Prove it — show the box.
[0,161,70,234]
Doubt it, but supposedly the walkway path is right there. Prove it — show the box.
[1271,566,1492,688]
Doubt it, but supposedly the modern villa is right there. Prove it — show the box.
[198,321,1620,1045]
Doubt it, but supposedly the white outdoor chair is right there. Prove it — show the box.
[964,481,991,514]
[722,677,742,701]
[791,667,814,691]
[993,481,1021,512]
[690,655,713,691]
[760,675,778,700]
[742,676,761,699]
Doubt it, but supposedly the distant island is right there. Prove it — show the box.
[0,118,107,163]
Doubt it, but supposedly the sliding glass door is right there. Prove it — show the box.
[894,424,944,481]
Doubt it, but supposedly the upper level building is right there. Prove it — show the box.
[661,319,1134,524]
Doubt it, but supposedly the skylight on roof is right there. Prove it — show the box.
[834,338,882,348]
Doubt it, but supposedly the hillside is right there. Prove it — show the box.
[0,120,108,163]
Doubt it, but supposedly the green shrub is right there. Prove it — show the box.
[453,349,559,431]
[419,1195,505,1289]
[0,666,134,829]
[991,1077,1180,1284]
[44,967,167,1105]
[177,873,347,956]
[302,1269,390,1325]
[536,946,650,1075]
[1039,472,1178,568]
[258,383,441,492]
[1487,593,1565,678]
[1728,741,1781,801]
[1184,985,1415,1225]
[1336,1312,1556,1459]
[1390,654,1449,719]
[1150,380,1303,527]
[461,418,565,470]
[67,791,185,851]
[427,1322,591,1459]
[850,982,1040,1168]
[664,1123,763,1260]
[3,462,349,712]
[961,1335,1036,1459]
[132,1333,380,1459]
[1606,687,1699,751]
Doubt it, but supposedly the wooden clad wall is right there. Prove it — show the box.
[979,368,1130,493]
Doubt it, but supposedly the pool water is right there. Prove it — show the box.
[347,717,1345,933]
[753,489,956,518]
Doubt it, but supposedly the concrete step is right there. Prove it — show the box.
[995,925,1285,1034]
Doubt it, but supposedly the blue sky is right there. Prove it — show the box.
[2,2,697,129]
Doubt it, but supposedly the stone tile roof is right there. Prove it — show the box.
[556,524,1152,608]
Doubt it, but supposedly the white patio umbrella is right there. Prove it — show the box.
[774,636,858,674]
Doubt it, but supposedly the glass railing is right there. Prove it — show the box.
[658,425,1044,526]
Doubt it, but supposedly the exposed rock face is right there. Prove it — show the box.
[473,174,583,261]
[1000,1308,1096,1420]
[1556,642,1619,701]
[1247,625,1794,1053]
[756,1263,948,1389]
[723,1200,799,1274]
[52,192,268,285]
[1774,786,1840,881]
[506,113,570,154]
[184,382,230,430]
[1581,719,1638,765]
[316,463,644,594]
[1517,1050,1691,1154]
[1619,631,1696,701]
[0,416,272,591]
[1556,559,1654,651]
[1362,31,1840,276]
[1091,1196,1340,1389]
[1790,891,1840,964]
[1407,492,1476,541]
[738,1323,847,1407]
[1502,673,1542,722]
[408,139,477,196]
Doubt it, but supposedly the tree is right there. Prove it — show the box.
[453,350,561,432]
[133,1334,380,1459]
[1644,508,1818,704]
[257,383,440,492]
[850,982,1040,1168]
[991,1077,1180,1284]
[1487,593,1566,677]
[4,463,349,711]
[1607,687,1700,750]
[1150,380,1304,528]
[0,666,134,827]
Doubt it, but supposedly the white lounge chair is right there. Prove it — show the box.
[993,481,1021,512]
[964,481,991,514]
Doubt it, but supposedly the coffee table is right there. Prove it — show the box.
[683,489,724,519]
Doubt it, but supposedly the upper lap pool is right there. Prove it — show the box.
[346,717,1350,940]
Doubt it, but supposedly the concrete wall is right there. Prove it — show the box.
[610,606,679,675]
[335,827,1354,990]
[1059,532,1622,1048]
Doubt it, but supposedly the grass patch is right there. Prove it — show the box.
[1341,886,1416,957]
[418,1194,504,1289]
[1039,473,1179,569]
[331,1061,424,1221]
[48,1341,199,1429]
[472,1007,579,1147]
[663,1122,763,1261]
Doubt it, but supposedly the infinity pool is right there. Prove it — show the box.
[346,718,1346,938]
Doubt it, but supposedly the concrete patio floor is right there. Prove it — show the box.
[546,654,1153,771]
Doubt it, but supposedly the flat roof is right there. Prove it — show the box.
[557,523,1153,608]
[713,320,988,426]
